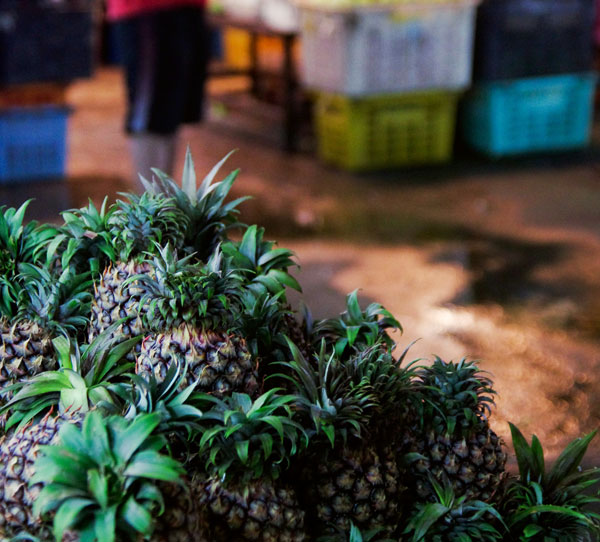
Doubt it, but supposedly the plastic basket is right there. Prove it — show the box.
[315,91,459,171]
[299,2,477,96]
[0,5,93,85]
[0,106,69,183]
[461,73,596,157]
[596,0,600,46]
[474,0,596,81]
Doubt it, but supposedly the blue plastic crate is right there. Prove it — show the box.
[461,73,596,157]
[0,106,69,183]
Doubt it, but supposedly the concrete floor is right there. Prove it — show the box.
[3,67,600,466]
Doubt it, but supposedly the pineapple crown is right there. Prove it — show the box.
[0,200,56,278]
[221,224,301,297]
[111,359,204,452]
[128,245,242,332]
[0,327,140,431]
[194,389,307,482]
[32,410,185,542]
[502,423,600,540]
[233,286,292,363]
[49,197,116,275]
[311,290,402,359]
[108,192,190,263]
[317,523,391,542]
[415,357,496,436]
[342,341,419,423]
[4,263,93,335]
[403,476,506,542]
[142,148,250,260]
[276,340,379,448]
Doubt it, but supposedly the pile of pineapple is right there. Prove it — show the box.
[1,151,599,542]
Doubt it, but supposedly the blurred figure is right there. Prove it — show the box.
[105,0,209,187]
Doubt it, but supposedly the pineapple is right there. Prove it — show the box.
[0,330,141,539]
[0,408,80,540]
[0,265,92,417]
[192,390,308,541]
[401,358,508,504]
[281,342,411,537]
[86,150,249,348]
[108,357,213,542]
[31,411,188,542]
[500,424,600,541]
[1,328,140,431]
[131,248,260,397]
[87,191,189,343]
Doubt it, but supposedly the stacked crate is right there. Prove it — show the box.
[461,0,597,157]
[0,0,94,183]
[297,0,479,171]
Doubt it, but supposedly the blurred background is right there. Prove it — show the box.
[1,0,600,465]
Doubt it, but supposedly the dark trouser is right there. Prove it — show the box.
[112,6,209,135]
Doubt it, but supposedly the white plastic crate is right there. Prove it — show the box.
[298,2,478,95]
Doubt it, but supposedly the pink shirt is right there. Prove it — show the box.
[106,0,206,21]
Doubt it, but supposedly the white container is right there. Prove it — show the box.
[222,0,262,20]
[298,2,478,95]
[261,0,300,32]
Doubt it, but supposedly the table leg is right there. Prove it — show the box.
[249,31,259,97]
[282,34,296,152]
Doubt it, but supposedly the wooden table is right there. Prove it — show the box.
[207,13,301,152]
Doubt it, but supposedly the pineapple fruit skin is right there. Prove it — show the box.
[137,324,259,397]
[0,319,57,437]
[151,480,211,542]
[400,359,509,504]
[297,443,403,536]
[401,422,508,503]
[87,260,152,345]
[0,412,77,539]
[0,319,56,395]
[197,476,306,542]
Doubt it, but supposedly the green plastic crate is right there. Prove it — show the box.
[315,91,459,171]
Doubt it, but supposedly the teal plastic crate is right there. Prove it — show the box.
[0,106,69,183]
[461,73,596,157]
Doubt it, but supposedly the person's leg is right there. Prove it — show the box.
[112,14,177,188]
[129,132,176,182]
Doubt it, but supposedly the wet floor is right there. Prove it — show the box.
[3,67,600,466]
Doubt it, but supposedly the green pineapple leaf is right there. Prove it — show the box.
[403,476,506,542]
[221,224,301,296]
[0,201,56,278]
[32,411,184,542]
[1,325,140,430]
[194,389,306,482]
[546,430,597,493]
[51,197,116,274]
[503,426,600,541]
[275,338,380,448]
[312,289,401,359]
[144,148,250,260]
[108,192,190,262]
